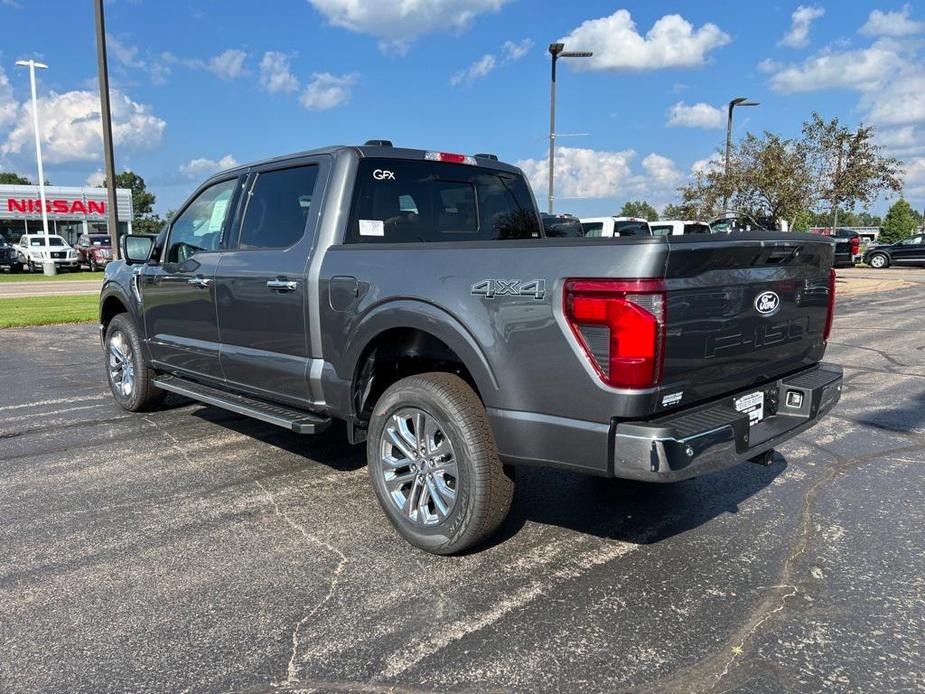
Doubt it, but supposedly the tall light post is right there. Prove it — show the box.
[15,59,49,241]
[548,42,592,214]
[722,96,759,211]
[94,0,121,259]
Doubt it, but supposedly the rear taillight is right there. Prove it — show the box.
[823,268,836,341]
[850,237,860,254]
[564,279,666,389]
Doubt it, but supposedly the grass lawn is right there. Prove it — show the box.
[0,270,101,282]
[0,295,98,328]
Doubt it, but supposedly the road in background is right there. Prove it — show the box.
[0,287,922,692]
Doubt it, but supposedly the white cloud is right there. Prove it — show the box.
[860,5,925,37]
[450,38,532,86]
[780,5,825,48]
[766,41,903,93]
[0,67,16,132]
[307,0,510,52]
[1,88,165,165]
[451,54,496,85]
[558,10,730,71]
[691,152,724,176]
[667,101,724,129]
[107,34,144,68]
[179,154,238,179]
[299,72,358,110]
[502,38,533,62]
[518,146,634,200]
[640,153,683,187]
[188,49,248,80]
[259,51,299,94]
[85,171,105,187]
[864,71,925,126]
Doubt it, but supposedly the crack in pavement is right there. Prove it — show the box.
[251,479,348,690]
[635,438,925,694]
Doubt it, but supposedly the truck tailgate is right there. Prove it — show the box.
[660,233,834,407]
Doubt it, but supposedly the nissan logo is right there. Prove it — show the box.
[755,291,781,315]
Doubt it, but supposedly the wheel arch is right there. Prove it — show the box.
[342,300,499,421]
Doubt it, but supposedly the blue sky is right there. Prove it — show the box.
[1,1,923,217]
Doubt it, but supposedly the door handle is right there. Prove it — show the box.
[266,279,298,292]
[188,277,213,289]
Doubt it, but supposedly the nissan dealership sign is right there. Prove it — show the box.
[0,184,132,221]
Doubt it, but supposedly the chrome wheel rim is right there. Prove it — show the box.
[108,330,135,398]
[378,407,458,526]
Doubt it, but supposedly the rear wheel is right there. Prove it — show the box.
[105,313,166,412]
[367,373,514,555]
[869,253,889,269]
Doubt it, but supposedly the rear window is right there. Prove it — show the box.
[542,215,585,238]
[650,224,672,237]
[581,222,604,237]
[346,159,540,243]
[683,223,710,235]
[613,221,650,237]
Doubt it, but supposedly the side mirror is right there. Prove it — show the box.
[121,234,156,265]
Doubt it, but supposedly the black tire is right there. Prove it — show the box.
[367,372,514,555]
[89,257,98,272]
[868,253,889,269]
[104,313,166,412]
[9,262,21,274]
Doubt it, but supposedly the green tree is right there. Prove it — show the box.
[0,172,33,184]
[661,202,701,220]
[802,113,903,220]
[792,209,816,231]
[880,198,919,243]
[619,200,659,221]
[100,170,165,234]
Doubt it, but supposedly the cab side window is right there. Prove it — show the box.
[238,165,319,250]
[166,178,237,263]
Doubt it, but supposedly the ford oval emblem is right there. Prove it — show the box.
[755,291,780,315]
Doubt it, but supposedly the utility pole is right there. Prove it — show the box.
[722,97,759,212]
[94,0,121,259]
[547,43,592,214]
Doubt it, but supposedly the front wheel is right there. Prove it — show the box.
[105,313,166,412]
[89,257,98,272]
[868,253,889,269]
[367,373,514,555]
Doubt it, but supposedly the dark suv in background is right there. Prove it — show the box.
[864,233,925,268]
[0,236,23,273]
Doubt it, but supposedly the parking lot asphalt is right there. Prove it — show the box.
[1,284,923,693]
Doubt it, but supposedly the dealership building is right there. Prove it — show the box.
[0,184,133,246]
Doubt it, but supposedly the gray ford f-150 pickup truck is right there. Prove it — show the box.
[100,142,842,554]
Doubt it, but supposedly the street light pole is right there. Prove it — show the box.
[547,43,592,215]
[15,60,49,240]
[94,0,121,260]
[722,96,759,212]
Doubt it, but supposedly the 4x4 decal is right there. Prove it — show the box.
[471,279,546,300]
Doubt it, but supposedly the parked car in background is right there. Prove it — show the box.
[650,220,711,236]
[540,213,585,237]
[579,216,651,237]
[863,233,925,268]
[0,236,23,273]
[810,228,860,268]
[75,233,115,271]
[16,234,79,272]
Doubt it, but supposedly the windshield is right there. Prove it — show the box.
[650,224,672,236]
[89,236,111,246]
[28,237,66,247]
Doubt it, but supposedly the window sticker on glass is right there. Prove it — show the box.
[359,219,385,237]
[208,197,229,232]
